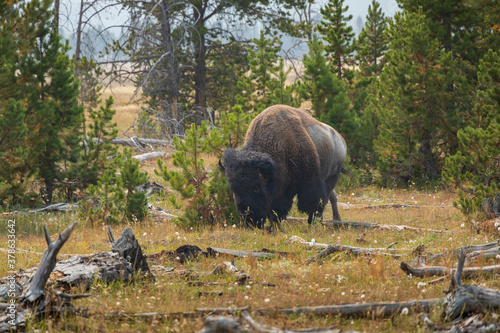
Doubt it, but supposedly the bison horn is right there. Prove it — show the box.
[218,159,225,172]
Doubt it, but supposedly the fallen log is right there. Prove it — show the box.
[197,315,243,333]
[0,222,89,332]
[289,235,401,252]
[425,239,499,264]
[321,219,451,233]
[257,298,443,318]
[241,310,343,333]
[132,151,165,162]
[91,137,170,150]
[400,261,500,279]
[207,247,277,259]
[445,251,500,321]
[2,227,151,294]
[304,244,402,265]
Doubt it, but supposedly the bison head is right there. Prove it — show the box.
[220,149,277,228]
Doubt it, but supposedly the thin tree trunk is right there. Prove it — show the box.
[193,6,207,126]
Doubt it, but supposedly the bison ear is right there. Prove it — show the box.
[258,160,276,181]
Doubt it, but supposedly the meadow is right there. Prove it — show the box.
[2,178,500,332]
[1,83,499,332]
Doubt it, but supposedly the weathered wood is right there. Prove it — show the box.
[0,223,85,332]
[132,151,165,162]
[22,222,78,304]
[263,298,443,318]
[111,227,151,276]
[197,315,243,333]
[304,244,402,265]
[465,246,500,264]
[445,252,500,321]
[242,310,342,333]
[400,261,500,279]
[425,239,499,264]
[289,235,401,253]
[320,219,451,233]
[92,137,170,150]
[207,247,277,259]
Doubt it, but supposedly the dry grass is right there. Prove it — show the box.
[2,167,500,332]
[100,81,142,137]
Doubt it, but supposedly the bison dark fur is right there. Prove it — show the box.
[220,105,347,229]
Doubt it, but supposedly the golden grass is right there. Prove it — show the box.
[2,170,500,332]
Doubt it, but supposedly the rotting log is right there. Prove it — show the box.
[323,219,451,233]
[289,236,402,253]
[445,251,500,321]
[304,244,402,265]
[425,239,499,264]
[0,222,89,332]
[207,247,277,259]
[91,137,170,150]
[241,310,343,333]
[256,298,443,318]
[3,227,151,294]
[132,151,165,162]
[400,261,500,279]
[197,315,243,333]
[286,217,452,233]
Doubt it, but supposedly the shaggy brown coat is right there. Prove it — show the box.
[221,105,347,228]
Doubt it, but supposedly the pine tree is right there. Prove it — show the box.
[18,0,84,204]
[317,0,355,80]
[355,0,387,78]
[299,36,350,127]
[373,8,466,184]
[442,49,500,215]
[0,2,29,206]
[0,101,28,207]
[236,31,282,113]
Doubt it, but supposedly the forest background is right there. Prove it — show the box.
[0,0,499,226]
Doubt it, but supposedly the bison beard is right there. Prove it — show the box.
[220,105,347,229]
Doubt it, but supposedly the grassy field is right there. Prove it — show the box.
[2,83,499,332]
[2,177,500,332]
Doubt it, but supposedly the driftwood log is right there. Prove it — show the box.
[132,151,165,162]
[91,137,170,151]
[304,244,402,265]
[400,261,500,279]
[444,252,500,321]
[0,222,87,332]
[424,239,499,264]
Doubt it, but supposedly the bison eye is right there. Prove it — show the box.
[254,186,259,193]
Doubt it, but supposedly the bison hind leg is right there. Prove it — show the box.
[297,179,328,224]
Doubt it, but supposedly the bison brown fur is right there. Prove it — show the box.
[220,105,347,229]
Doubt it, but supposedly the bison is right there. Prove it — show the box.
[219,105,347,229]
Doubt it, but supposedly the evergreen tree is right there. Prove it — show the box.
[348,0,387,169]
[17,0,84,204]
[298,36,353,153]
[317,0,355,80]
[373,9,467,184]
[206,41,249,115]
[442,49,500,215]
[355,0,387,78]
[397,0,499,68]
[0,2,29,206]
[236,32,297,113]
[0,101,28,207]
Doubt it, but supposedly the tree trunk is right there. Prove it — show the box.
[418,134,440,179]
[159,0,179,120]
[193,6,207,126]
